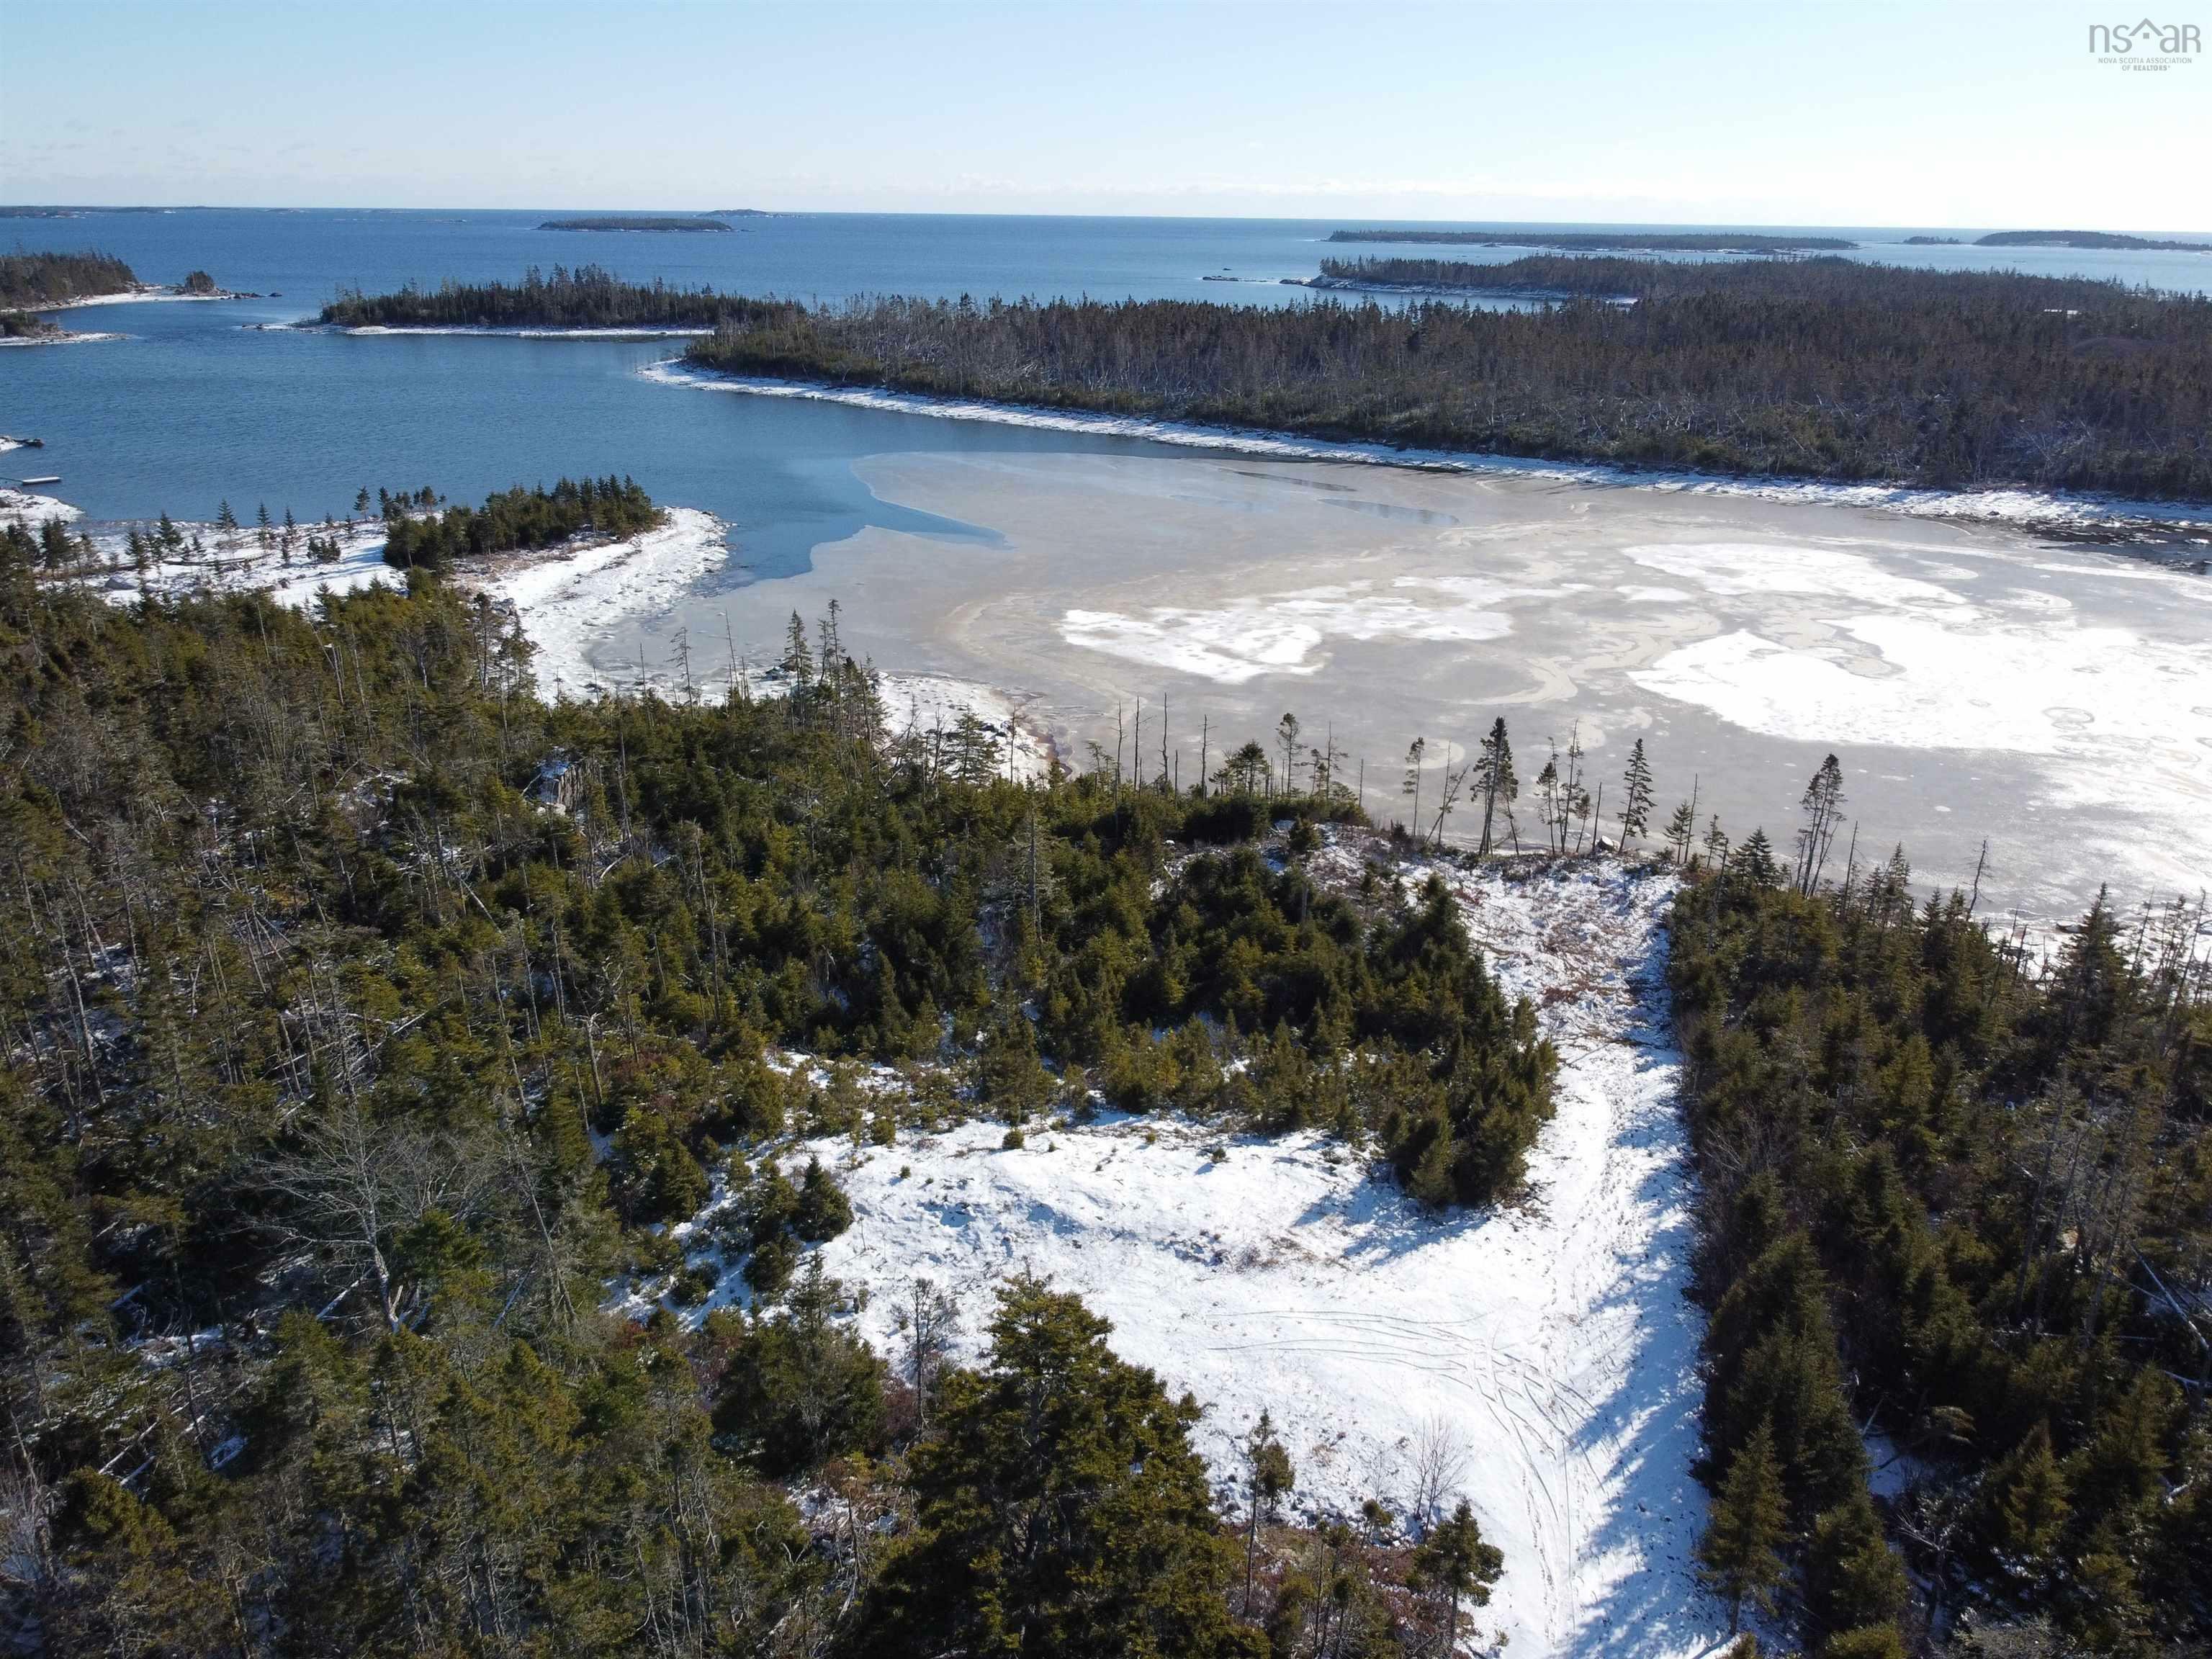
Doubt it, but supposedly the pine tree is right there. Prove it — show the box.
[791,1154,853,1241]
[1620,738,1655,846]
[1807,1491,1908,1635]
[1473,717,1518,858]
[1408,1497,1503,1652]
[1242,1410,1295,1611]
[1699,1418,1789,1633]
[1666,799,1696,863]
[1403,736,1426,842]
[1792,753,1845,895]
[781,608,814,688]
[1979,1421,2069,1576]
[858,1278,1251,1658]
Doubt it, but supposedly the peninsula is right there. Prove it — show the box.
[1326,228,1857,251]
[320,259,2212,500]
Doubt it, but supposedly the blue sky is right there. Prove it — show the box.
[2,0,2203,228]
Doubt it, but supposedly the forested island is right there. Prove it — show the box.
[1975,230,2211,251]
[320,264,786,330]
[539,215,734,232]
[1327,229,1858,252]
[0,249,140,309]
[663,262,2212,500]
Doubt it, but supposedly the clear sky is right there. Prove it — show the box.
[2,0,2204,229]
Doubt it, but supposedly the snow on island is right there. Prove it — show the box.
[655,850,1725,1659]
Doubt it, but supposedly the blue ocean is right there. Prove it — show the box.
[6,210,2211,580]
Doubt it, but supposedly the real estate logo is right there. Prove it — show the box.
[2087,17,2200,69]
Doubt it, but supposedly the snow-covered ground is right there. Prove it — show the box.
[469,506,730,696]
[681,854,1722,1659]
[1,486,83,527]
[70,521,399,608]
[46,505,726,696]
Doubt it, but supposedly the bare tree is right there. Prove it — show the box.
[256,1097,487,1333]
[1408,1413,1470,1537]
[900,1277,961,1424]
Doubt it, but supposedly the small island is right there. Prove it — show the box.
[1327,228,1858,252]
[1972,229,2211,252]
[320,265,782,331]
[1902,235,1963,246]
[539,215,734,233]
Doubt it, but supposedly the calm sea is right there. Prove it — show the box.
[6,210,2211,578]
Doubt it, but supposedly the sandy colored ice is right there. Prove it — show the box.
[622,449,2212,922]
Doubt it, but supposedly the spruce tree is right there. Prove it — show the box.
[1473,717,1518,858]
[858,1278,1251,1658]
[1620,738,1655,845]
[1699,1417,1789,1633]
[1980,1421,2069,1578]
[1242,1410,1295,1611]
[1408,1497,1503,1651]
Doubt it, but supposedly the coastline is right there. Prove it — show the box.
[27,498,1056,766]
[306,322,716,340]
[641,359,2212,543]
[32,284,251,310]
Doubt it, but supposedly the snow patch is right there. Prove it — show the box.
[757,860,1721,1659]
[1062,577,1521,684]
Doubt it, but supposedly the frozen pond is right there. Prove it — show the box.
[633,449,2212,923]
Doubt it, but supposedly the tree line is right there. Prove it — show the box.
[380,475,661,570]
[0,248,138,308]
[1672,827,2211,1655]
[678,271,2211,498]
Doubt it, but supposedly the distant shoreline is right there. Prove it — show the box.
[539,215,733,233]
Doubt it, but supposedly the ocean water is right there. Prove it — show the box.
[8,210,2212,549]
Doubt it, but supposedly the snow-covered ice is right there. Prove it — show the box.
[1063,577,1523,684]
[704,856,1722,1659]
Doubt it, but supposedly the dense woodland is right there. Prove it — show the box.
[675,267,2212,498]
[1672,855,2211,1655]
[0,250,138,310]
[0,535,1563,1655]
[379,476,660,570]
[320,265,788,330]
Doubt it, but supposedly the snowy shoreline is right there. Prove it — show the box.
[644,359,2212,540]
[34,284,251,311]
[298,322,716,340]
[25,498,1056,755]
